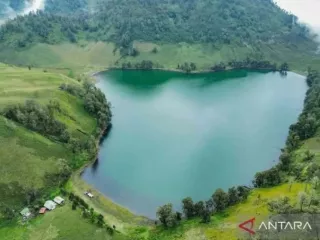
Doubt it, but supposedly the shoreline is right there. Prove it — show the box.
[70,122,152,231]
[77,123,111,176]
[75,66,306,226]
[92,66,280,76]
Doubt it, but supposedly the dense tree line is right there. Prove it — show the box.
[228,58,278,71]
[157,185,250,227]
[209,58,282,72]
[121,60,154,70]
[2,100,70,142]
[174,59,285,73]
[177,62,197,73]
[253,167,281,188]
[285,70,320,152]
[254,69,320,187]
[59,82,112,133]
[0,12,86,48]
[210,62,227,71]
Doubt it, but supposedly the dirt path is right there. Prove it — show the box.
[69,173,152,233]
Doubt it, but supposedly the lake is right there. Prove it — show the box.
[82,70,307,218]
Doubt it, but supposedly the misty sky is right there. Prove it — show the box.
[275,0,320,29]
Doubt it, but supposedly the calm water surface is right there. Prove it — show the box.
[82,70,307,218]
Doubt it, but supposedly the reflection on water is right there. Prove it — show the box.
[82,70,307,218]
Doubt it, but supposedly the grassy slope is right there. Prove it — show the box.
[0,63,129,240]
[0,63,97,134]
[68,174,151,231]
[1,41,320,75]
[0,64,76,212]
[0,42,121,75]
[1,42,320,239]
[0,202,126,240]
[130,41,320,73]
[147,183,306,240]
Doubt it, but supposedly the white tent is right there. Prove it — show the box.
[53,196,65,205]
[20,207,31,218]
[84,191,94,198]
[44,200,56,210]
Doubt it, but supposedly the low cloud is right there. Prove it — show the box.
[0,0,44,24]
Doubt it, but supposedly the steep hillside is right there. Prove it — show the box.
[92,0,315,46]
[1,1,320,239]
[0,64,128,239]
[0,63,88,212]
[0,0,319,73]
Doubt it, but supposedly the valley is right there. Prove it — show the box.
[82,70,307,218]
[1,0,320,240]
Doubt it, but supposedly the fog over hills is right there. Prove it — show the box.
[275,0,320,40]
[0,0,44,23]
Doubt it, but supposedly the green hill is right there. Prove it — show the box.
[0,0,319,73]
[1,0,320,240]
[0,63,86,212]
[0,63,130,240]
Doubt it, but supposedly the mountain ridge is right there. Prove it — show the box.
[0,0,319,73]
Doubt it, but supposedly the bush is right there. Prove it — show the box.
[156,203,177,228]
[182,197,195,218]
[106,226,114,235]
[253,167,281,187]
[212,189,229,212]
[72,202,77,210]
[3,100,70,142]
[60,83,112,131]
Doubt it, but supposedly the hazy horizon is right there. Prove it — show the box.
[275,0,320,32]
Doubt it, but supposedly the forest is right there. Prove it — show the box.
[1,1,320,239]
[0,0,318,59]
[156,186,250,227]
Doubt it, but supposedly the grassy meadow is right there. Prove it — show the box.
[0,43,320,240]
[143,183,306,240]
[0,202,127,240]
[0,42,120,75]
[0,63,97,135]
[0,63,127,239]
[0,63,77,213]
[1,41,319,76]
[67,174,151,232]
